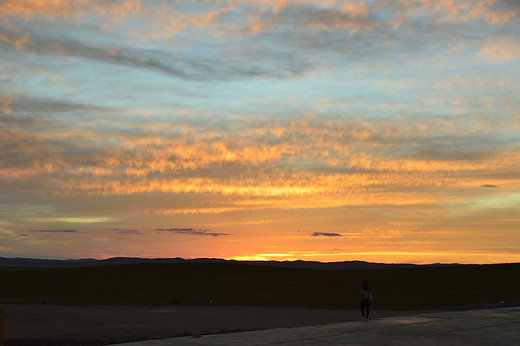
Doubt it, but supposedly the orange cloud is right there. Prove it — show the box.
[422,0,518,25]
[2,0,517,44]
[0,32,28,50]
[478,41,520,61]
[2,113,519,221]
[242,0,373,35]
[2,0,375,39]
[0,95,13,114]
[0,0,142,20]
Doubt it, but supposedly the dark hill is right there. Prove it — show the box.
[0,260,518,310]
[0,256,454,270]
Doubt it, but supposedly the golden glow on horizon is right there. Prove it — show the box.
[229,251,520,265]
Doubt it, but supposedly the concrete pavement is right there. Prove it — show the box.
[113,306,520,345]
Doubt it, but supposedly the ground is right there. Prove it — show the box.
[2,304,415,345]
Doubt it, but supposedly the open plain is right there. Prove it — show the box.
[1,261,519,345]
[3,305,413,345]
[4,305,519,345]
[116,306,520,346]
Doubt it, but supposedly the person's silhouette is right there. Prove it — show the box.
[360,280,373,320]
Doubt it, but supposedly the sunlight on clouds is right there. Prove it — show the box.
[0,0,142,21]
[3,0,515,41]
[51,217,118,223]
[3,115,519,218]
[0,95,13,114]
[421,0,519,25]
[3,115,519,179]
[151,193,441,215]
[154,207,244,216]
[478,41,520,61]
[1,0,519,263]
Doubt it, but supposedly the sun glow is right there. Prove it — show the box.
[229,252,520,265]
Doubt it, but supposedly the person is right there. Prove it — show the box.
[360,280,372,320]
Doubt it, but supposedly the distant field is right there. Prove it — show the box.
[1,262,519,310]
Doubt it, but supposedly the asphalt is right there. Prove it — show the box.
[112,306,520,345]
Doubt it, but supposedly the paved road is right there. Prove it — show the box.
[114,306,520,345]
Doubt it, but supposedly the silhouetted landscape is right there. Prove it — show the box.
[1,257,518,310]
[0,256,456,269]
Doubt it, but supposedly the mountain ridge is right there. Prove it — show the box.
[0,256,462,270]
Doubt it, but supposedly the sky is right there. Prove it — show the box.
[1,0,519,264]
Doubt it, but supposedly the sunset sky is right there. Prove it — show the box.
[1,0,519,264]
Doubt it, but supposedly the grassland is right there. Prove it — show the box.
[1,262,519,310]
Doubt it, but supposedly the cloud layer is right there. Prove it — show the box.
[156,228,231,237]
[29,229,78,233]
[0,0,519,263]
[312,232,342,237]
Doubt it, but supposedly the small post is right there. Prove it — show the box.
[0,306,4,346]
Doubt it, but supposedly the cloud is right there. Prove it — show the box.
[3,113,519,217]
[0,30,201,80]
[2,0,515,83]
[423,0,519,25]
[1,1,518,217]
[478,42,520,61]
[0,24,311,81]
[1,95,13,114]
[312,232,342,237]
[0,94,107,121]
[241,2,373,35]
[0,0,142,21]
[413,135,497,161]
[155,228,231,237]
[29,229,78,233]
[0,0,518,263]
[3,0,517,29]
[109,228,142,234]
